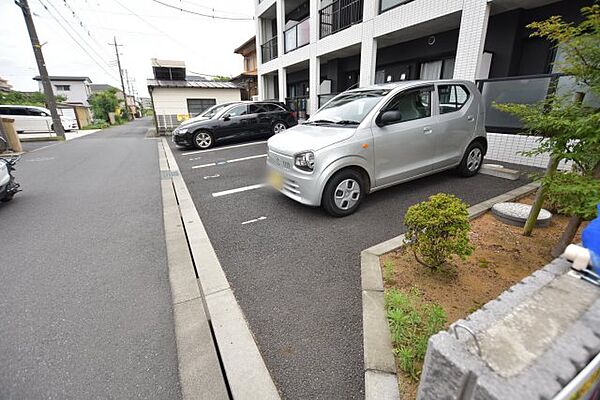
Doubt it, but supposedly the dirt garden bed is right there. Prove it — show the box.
[380,194,586,399]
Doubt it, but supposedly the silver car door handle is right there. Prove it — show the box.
[467,115,475,122]
[423,127,432,135]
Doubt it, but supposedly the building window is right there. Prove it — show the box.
[419,57,455,80]
[380,0,413,13]
[187,98,217,116]
[55,85,71,91]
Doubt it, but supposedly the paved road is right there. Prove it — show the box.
[168,138,531,399]
[0,118,182,399]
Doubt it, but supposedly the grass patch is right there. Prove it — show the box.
[383,260,395,284]
[385,288,447,381]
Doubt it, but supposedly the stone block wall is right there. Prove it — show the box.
[418,257,600,400]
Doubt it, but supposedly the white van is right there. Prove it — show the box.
[0,105,78,134]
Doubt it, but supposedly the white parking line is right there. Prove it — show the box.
[241,216,267,225]
[189,156,202,161]
[203,174,221,180]
[183,140,268,156]
[212,183,267,198]
[192,154,267,169]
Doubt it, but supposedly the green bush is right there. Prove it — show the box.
[82,120,109,130]
[404,193,473,270]
[385,288,446,380]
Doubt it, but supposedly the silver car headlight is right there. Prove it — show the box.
[175,128,188,134]
[294,151,314,172]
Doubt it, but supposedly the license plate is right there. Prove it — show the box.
[268,170,283,190]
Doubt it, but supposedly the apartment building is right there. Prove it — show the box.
[254,0,592,121]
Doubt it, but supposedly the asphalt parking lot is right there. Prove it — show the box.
[167,137,531,399]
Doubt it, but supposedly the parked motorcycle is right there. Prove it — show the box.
[0,138,21,202]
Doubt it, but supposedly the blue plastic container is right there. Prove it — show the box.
[582,204,600,274]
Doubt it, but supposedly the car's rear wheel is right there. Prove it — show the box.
[271,121,287,135]
[457,141,484,177]
[193,131,213,150]
[322,169,365,217]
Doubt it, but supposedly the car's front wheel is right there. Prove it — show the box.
[457,141,484,177]
[322,169,366,217]
[193,131,214,150]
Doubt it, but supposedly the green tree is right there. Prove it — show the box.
[0,90,66,106]
[88,89,119,123]
[495,5,600,254]
[212,75,232,82]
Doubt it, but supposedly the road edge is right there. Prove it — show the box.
[160,138,281,400]
[158,142,229,399]
[360,181,540,399]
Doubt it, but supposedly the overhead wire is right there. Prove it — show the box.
[36,0,121,84]
[149,0,254,21]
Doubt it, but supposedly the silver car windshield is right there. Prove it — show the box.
[307,89,389,126]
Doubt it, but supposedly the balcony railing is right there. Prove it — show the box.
[284,18,310,53]
[261,36,278,63]
[319,0,363,39]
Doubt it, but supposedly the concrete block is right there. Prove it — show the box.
[480,164,521,180]
[464,270,555,332]
[365,370,400,400]
[173,296,229,400]
[362,290,397,374]
[361,251,384,292]
[365,234,406,256]
[418,256,600,400]
[542,257,572,276]
[206,288,281,400]
[478,274,598,378]
[417,332,483,400]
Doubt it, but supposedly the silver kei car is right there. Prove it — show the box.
[267,80,487,216]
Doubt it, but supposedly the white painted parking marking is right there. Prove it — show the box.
[182,140,267,156]
[212,183,267,198]
[191,154,267,169]
[203,174,221,180]
[241,216,267,225]
[192,162,217,169]
[189,156,202,161]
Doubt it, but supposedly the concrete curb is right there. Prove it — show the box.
[359,181,540,399]
[158,143,229,400]
[160,138,281,400]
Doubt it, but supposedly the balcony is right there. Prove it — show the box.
[261,36,278,63]
[285,18,310,53]
[319,0,363,39]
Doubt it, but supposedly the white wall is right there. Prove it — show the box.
[38,80,91,106]
[486,132,570,170]
[151,87,242,115]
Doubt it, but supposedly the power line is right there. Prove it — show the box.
[111,0,205,57]
[181,0,253,17]
[149,0,254,21]
[57,0,115,60]
[44,0,113,63]
[36,0,120,83]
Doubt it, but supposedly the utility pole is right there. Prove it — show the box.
[16,0,65,138]
[111,36,130,120]
[124,69,135,119]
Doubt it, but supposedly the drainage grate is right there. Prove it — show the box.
[161,170,180,179]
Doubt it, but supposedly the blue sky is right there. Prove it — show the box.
[1,0,255,96]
